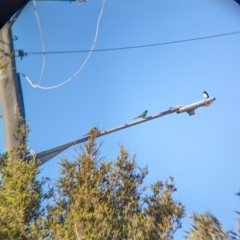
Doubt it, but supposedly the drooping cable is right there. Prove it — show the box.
[19,0,106,90]
[32,0,46,86]
[27,146,36,163]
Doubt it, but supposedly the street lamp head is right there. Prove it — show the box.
[187,109,195,116]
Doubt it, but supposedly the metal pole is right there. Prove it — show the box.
[35,97,216,165]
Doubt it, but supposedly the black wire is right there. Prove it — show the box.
[15,30,240,56]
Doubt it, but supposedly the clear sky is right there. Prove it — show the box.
[1,0,240,238]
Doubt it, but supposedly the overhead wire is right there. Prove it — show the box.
[19,0,106,90]
[32,0,46,86]
[18,1,240,90]
[16,30,240,56]
[27,146,36,163]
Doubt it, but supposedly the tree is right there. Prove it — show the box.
[0,116,52,240]
[185,211,229,240]
[45,128,185,240]
[229,191,240,240]
[0,123,185,239]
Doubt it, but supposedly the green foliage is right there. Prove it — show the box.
[46,130,185,240]
[0,122,185,239]
[143,177,184,240]
[5,119,240,240]
[229,191,240,240]
[0,116,52,240]
[185,211,229,240]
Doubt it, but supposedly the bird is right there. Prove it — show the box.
[133,110,148,120]
[203,91,209,99]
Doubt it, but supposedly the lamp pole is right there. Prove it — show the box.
[32,97,216,165]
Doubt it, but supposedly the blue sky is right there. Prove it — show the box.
[1,0,240,238]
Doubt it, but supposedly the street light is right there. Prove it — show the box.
[176,97,215,116]
[32,96,216,165]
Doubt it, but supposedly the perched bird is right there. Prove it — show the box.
[203,91,209,99]
[133,110,148,120]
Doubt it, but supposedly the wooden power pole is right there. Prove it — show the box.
[0,21,25,151]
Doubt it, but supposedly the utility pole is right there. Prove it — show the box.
[0,22,25,151]
[0,0,81,152]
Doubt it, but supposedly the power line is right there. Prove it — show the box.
[15,30,240,56]
[19,0,106,90]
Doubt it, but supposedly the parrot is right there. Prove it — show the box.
[132,110,148,120]
[203,91,209,99]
